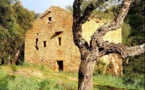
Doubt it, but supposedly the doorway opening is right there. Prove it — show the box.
[57,61,63,71]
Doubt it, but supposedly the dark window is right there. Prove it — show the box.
[58,37,61,46]
[35,38,39,50]
[57,61,63,71]
[48,17,52,24]
[36,38,38,42]
[43,41,46,47]
[35,46,39,50]
[48,17,52,21]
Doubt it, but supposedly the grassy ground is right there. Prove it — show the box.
[0,64,78,90]
[0,64,144,90]
[93,74,145,90]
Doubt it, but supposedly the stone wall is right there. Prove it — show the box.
[25,6,80,72]
[25,6,122,74]
[82,19,122,76]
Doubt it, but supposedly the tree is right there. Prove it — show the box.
[72,0,145,90]
[0,0,35,65]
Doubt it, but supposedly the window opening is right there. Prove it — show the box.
[43,41,46,47]
[58,37,61,46]
[36,38,38,42]
[48,17,52,21]
[35,38,39,50]
[48,17,52,24]
[57,61,63,71]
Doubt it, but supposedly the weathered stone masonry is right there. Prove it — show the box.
[25,6,80,72]
[25,6,122,74]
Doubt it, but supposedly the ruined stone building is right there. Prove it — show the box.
[25,6,122,75]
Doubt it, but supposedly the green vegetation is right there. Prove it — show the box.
[0,65,144,90]
[94,60,106,75]
[93,74,145,90]
[10,64,18,72]
[0,66,78,90]
[0,0,35,65]
[122,0,145,76]
[65,0,121,20]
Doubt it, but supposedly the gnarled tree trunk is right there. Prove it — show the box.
[78,55,96,90]
[79,61,96,90]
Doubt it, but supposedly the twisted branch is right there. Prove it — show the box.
[99,42,145,58]
[73,0,107,49]
[91,0,133,48]
[126,43,145,57]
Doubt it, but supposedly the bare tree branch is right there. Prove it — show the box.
[99,42,127,58]
[98,0,133,36]
[91,0,145,58]
[126,43,145,57]
[89,0,134,55]
[91,0,133,48]
[99,42,145,58]
[73,0,108,49]
[73,0,82,23]
[73,0,89,50]
[79,0,107,24]
[79,3,95,24]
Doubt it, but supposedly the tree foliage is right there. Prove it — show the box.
[0,0,35,65]
[122,0,145,75]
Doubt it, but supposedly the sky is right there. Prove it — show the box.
[20,0,74,14]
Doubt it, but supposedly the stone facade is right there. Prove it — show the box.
[82,19,123,76]
[25,6,122,74]
[25,6,80,72]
